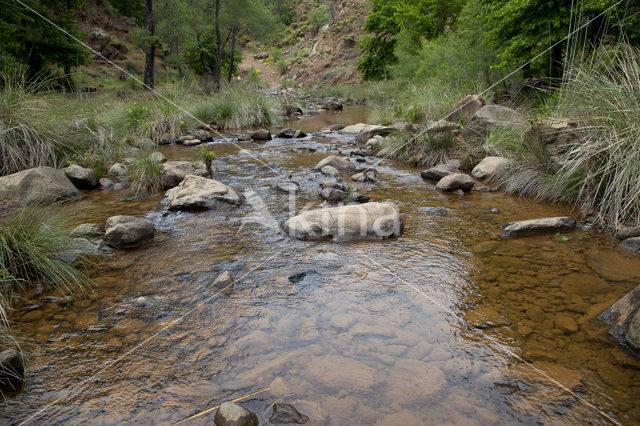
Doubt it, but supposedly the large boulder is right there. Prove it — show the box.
[165,175,243,210]
[314,156,356,173]
[282,202,402,241]
[0,349,24,392]
[104,216,155,248]
[162,161,200,188]
[500,217,576,239]
[436,173,475,192]
[446,94,486,124]
[64,165,98,188]
[462,105,526,140]
[108,163,129,181]
[214,402,258,426]
[249,129,272,141]
[276,128,296,138]
[600,285,640,350]
[341,123,380,134]
[421,163,459,181]
[355,126,397,145]
[191,129,211,142]
[0,167,80,204]
[472,156,512,181]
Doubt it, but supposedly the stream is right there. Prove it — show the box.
[4,106,640,424]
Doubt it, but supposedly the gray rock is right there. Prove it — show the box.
[177,135,192,144]
[148,152,167,164]
[421,164,459,181]
[525,119,578,160]
[355,126,397,145]
[237,134,252,142]
[269,403,310,424]
[276,128,296,138]
[500,217,577,239]
[463,105,526,140]
[70,223,102,238]
[600,284,640,348]
[212,270,233,295]
[108,163,129,181]
[350,192,371,203]
[136,296,154,306]
[282,202,402,241]
[158,133,174,145]
[191,129,211,142]
[249,129,272,141]
[376,147,391,158]
[446,94,486,124]
[315,156,356,173]
[183,138,202,146]
[99,177,114,190]
[161,161,199,188]
[471,156,512,181]
[0,349,24,392]
[625,309,640,350]
[621,237,640,253]
[104,216,155,248]
[276,181,300,194]
[436,173,475,192]
[352,171,377,183]
[136,139,156,151]
[618,227,640,240]
[165,175,244,210]
[321,187,347,202]
[321,165,340,177]
[322,180,346,190]
[294,130,307,138]
[64,165,98,188]
[0,167,80,204]
[214,402,258,426]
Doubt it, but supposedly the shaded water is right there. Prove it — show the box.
[5,106,640,424]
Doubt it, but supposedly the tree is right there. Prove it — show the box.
[0,1,87,82]
[479,0,631,80]
[357,0,465,81]
[143,0,156,90]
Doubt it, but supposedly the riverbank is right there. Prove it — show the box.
[1,104,640,423]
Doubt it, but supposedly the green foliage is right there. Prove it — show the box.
[357,0,465,81]
[125,101,151,130]
[0,1,87,80]
[0,206,92,295]
[108,0,146,25]
[183,36,242,76]
[308,4,330,29]
[199,147,216,178]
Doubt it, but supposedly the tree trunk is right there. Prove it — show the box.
[227,25,237,83]
[143,0,155,91]
[213,0,222,90]
[550,40,564,84]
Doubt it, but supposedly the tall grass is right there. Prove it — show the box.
[128,152,163,194]
[0,69,102,176]
[495,44,640,228]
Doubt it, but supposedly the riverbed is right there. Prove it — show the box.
[5,106,640,424]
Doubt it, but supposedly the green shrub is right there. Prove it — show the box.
[125,101,151,130]
[199,147,216,178]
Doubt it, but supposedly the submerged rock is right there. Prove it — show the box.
[104,215,155,249]
[64,164,98,188]
[0,167,80,204]
[314,156,356,173]
[165,175,243,210]
[214,402,258,426]
[500,217,576,239]
[471,156,511,181]
[436,173,474,192]
[621,237,640,254]
[421,163,459,181]
[282,202,402,241]
[269,403,310,424]
[0,349,24,392]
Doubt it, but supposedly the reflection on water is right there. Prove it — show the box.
[4,106,640,424]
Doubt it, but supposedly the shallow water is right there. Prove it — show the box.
[5,106,640,425]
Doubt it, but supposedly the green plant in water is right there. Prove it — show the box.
[199,147,216,178]
[129,153,163,193]
[554,233,570,243]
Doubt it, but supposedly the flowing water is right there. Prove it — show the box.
[4,106,640,425]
